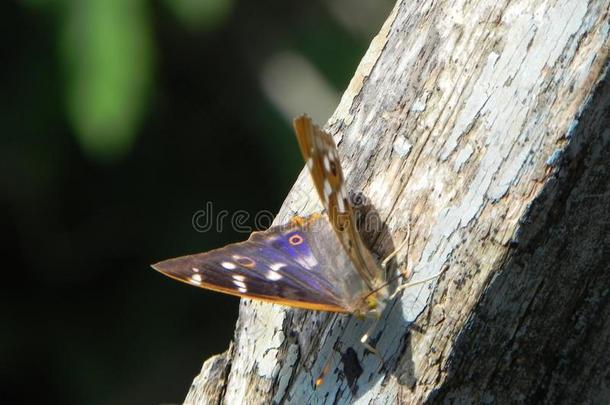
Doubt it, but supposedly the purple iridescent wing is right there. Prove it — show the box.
[152,214,355,312]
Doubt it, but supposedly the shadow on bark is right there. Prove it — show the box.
[431,68,610,404]
[272,192,424,402]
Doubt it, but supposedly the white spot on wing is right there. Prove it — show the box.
[303,252,318,268]
[233,280,246,289]
[323,155,330,172]
[306,158,313,169]
[192,274,202,282]
[270,263,286,271]
[292,252,318,270]
[232,275,245,282]
[238,287,247,293]
[323,180,332,200]
[337,197,346,213]
[192,267,200,272]
[222,262,236,270]
[339,187,347,198]
[337,188,349,213]
[266,270,282,280]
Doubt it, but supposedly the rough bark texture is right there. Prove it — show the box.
[186,1,610,403]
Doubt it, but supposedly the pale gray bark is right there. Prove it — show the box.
[185,1,610,403]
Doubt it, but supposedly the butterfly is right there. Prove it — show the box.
[152,115,395,318]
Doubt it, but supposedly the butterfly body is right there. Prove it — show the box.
[153,116,390,318]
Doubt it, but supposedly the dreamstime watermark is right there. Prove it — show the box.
[192,201,275,234]
[190,197,392,236]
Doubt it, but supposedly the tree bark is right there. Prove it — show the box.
[185,1,610,403]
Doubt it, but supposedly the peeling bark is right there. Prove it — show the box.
[185,1,610,403]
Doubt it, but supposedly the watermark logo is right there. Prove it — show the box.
[190,192,394,236]
[192,201,275,234]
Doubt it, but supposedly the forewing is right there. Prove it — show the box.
[152,215,348,312]
[293,115,382,289]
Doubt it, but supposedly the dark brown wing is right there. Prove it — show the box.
[293,115,383,290]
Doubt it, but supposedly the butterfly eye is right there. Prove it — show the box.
[289,234,304,246]
[233,255,256,268]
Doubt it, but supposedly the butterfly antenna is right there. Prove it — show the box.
[381,217,411,272]
[359,320,389,375]
[363,271,409,301]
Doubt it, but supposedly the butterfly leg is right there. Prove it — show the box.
[360,331,377,354]
[381,218,412,279]
[359,321,384,361]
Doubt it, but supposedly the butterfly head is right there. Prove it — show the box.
[353,284,390,319]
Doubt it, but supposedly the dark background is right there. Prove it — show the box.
[1,1,392,404]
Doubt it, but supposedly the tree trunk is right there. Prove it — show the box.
[185,1,610,403]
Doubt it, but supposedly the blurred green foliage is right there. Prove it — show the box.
[3,1,393,404]
[164,0,233,31]
[61,0,153,160]
[26,0,233,161]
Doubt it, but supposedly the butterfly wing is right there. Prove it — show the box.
[152,214,353,312]
[293,115,383,291]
